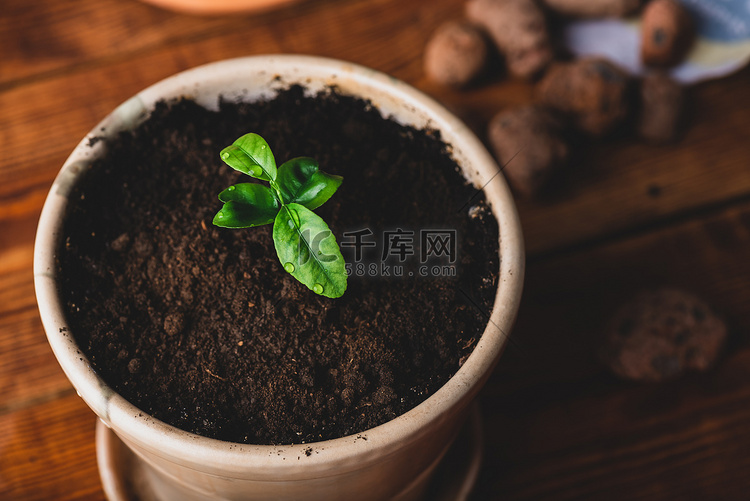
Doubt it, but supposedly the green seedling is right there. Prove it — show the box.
[213,133,347,298]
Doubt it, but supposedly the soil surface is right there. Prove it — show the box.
[58,85,500,445]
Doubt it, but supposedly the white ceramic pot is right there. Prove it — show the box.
[34,55,524,501]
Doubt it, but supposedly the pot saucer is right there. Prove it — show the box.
[96,403,484,501]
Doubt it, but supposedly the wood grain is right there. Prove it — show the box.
[0,0,460,228]
[425,64,750,256]
[2,0,750,499]
[0,246,73,414]
[490,197,750,396]
[3,4,750,259]
[475,199,750,500]
[0,0,237,86]
[0,393,100,501]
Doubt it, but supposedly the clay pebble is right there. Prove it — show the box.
[641,0,694,67]
[487,105,569,197]
[424,21,490,88]
[536,57,632,136]
[637,71,685,143]
[602,288,727,382]
[466,0,553,79]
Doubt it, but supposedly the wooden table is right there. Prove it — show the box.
[2,0,750,499]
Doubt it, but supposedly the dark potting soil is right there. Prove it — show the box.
[57,85,499,445]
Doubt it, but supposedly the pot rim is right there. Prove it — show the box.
[33,54,524,479]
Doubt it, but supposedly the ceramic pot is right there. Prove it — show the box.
[34,55,524,501]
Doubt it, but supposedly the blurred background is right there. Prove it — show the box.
[2,0,750,499]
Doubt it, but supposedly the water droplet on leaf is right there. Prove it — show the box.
[284,262,295,273]
[228,186,235,191]
[217,212,224,219]
[313,283,324,294]
[221,152,230,160]
[250,166,262,177]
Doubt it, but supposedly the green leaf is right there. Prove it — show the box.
[214,201,277,228]
[273,203,348,298]
[219,133,277,181]
[218,182,279,206]
[213,184,280,228]
[276,157,343,210]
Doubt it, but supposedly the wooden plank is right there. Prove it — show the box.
[0,245,36,316]
[0,307,73,415]
[0,212,39,256]
[424,63,750,256]
[476,357,750,500]
[471,197,750,499]
[0,393,101,501]
[8,148,750,501]
[2,0,750,499]
[0,0,458,88]
[0,0,462,225]
[0,0,242,86]
[0,245,74,413]
[3,15,750,260]
[489,196,750,394]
